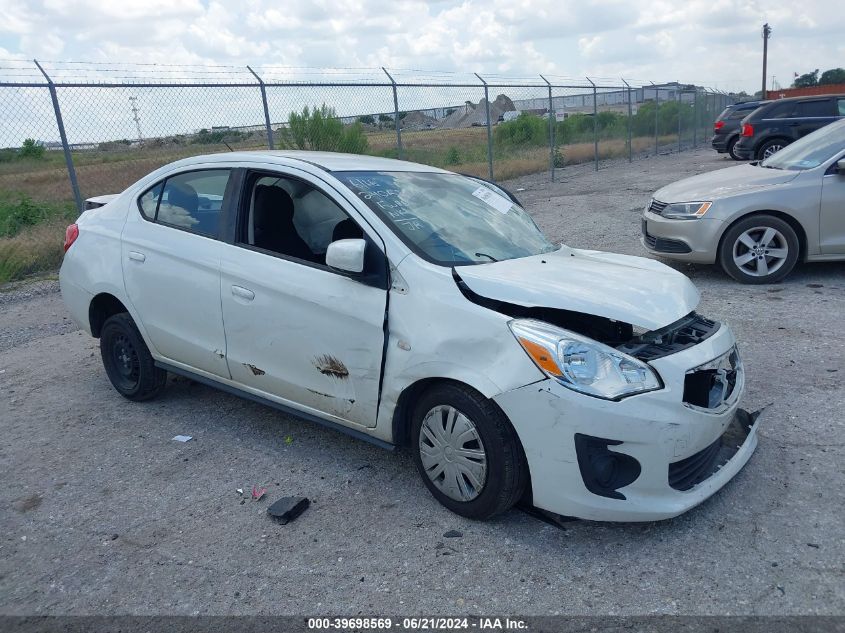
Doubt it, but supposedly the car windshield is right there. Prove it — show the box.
[760,119,845,171]
[335,171,557,265]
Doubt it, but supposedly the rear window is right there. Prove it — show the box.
[726,107,756,120]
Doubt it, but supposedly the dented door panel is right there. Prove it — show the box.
[220,244,386,428]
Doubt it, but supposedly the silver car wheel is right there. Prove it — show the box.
[418,405,488,502]
[733,226,789,277]
[762,143,783,159]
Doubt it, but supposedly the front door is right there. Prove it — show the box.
[820,157,845,254]
[220,168,388,428]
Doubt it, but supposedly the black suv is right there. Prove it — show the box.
[711,100,768,160]
[733,94,845,160]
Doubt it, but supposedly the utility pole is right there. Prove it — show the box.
[761,23,772,99]
[129,96,144,144]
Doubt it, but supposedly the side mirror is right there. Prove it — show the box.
[326,238,366,274]
[837,159,845,173]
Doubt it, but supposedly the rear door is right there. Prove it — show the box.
[793,99,837,139]
[121,168,233,378]
[219,166,388,428]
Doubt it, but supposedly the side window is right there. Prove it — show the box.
[138,182,163,219]
[837,99,845,116]
[242,174,363,265]
[765,102,796,119]
[795,100,833,117]
[137,170,231,237]
[727,106,756,120]
[157,170,230,237]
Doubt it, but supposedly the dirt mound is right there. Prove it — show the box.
[438,94,516,128]
[401,110,439,130]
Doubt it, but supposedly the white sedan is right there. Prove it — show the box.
[60,151,759,522]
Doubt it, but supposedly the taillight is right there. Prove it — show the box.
[714,121,725,130]
[741,123,754,137]
[63,224,79,252]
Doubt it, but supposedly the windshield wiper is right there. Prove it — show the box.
[474,252,498,262]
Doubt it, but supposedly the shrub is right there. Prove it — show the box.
[494,114,548,147]
[445,146,462,165]
[0,193,76,238]
[279,104,369,154]
[19,138,45,160]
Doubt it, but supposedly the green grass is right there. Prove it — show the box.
[0,192,76,238]
[0,192,76,284]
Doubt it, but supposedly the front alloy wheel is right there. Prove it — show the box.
[719,214,799,284]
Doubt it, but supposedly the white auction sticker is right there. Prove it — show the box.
[471,186,512,214]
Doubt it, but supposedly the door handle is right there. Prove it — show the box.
[128,251,146,262]
[231,285,255,301]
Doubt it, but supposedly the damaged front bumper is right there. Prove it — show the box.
[494,323,761,522]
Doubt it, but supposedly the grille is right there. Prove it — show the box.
[648,199,668,215]
[668,408,757,491]
[618,313,719,362]
[683,347,741,410]
[669,435,722,491]
[642,226,692,254]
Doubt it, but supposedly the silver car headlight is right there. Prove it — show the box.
[509,319,662,400]
[661,201,712,220]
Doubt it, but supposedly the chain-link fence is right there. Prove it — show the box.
[0,61,738,214]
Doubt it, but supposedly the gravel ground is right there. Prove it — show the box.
[1,148,843,616]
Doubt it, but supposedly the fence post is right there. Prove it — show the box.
[34,59,83,213]
[540,74,555,181]
[693,89,698,147]
[586,77,598,171]
[382,67,403,160]
[247,65,274,150]
[475,73,494,181]
[622,78,632,163]
[381,66,402,160]
[677,85,682,153]
[652,82,659,155]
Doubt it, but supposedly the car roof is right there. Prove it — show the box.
[167,150,449,173]
[730,100,769,108]
[760,94,845,104]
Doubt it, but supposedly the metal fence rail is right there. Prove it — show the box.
[0,60,737,213]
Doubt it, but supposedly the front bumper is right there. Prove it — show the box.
[641,211,724,264]
[494,323,760,522]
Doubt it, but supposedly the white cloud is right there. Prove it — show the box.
[0,0,841,93]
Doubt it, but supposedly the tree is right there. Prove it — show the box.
[819,68,845,85]
[279,104,368,154]
[358,115,375,125]
[793,69,819,88]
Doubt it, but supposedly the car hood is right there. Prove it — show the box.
[456,246,700,330]
[653,164,799,202]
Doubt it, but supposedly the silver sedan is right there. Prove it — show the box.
[643,118,845,283]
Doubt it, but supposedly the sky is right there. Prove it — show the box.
[0,0,842,93]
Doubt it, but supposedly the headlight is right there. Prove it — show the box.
[661,201,712,220]
[509,319,662,400]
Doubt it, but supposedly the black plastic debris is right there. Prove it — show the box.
[267,496,310,524]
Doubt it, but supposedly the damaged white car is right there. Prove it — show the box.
[60,152,759,522]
